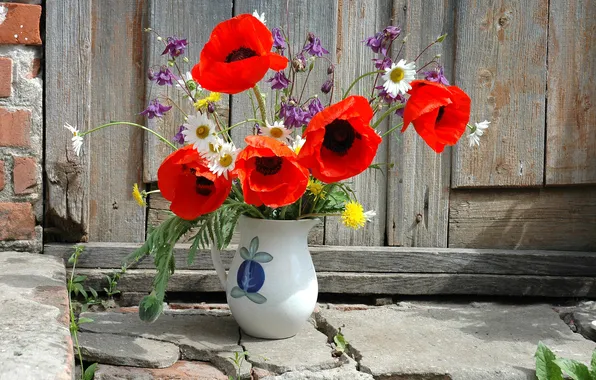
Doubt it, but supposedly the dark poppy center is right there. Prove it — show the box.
[225,47,258,63]
[195,176,215,196]
[323,119,359,156]
[436,106,445,124]
[255,157,283,176]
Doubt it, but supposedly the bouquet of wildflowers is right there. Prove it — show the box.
[66,12,487,320]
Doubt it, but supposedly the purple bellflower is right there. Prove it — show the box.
[271,27,286,51]
[152,66,177,86]
[162,37,188,58]
[140,99,172,119]
[172,125,186,144]
[303,32,329,57]
[321,79,333,94]
[423,65,450,85]
[267,71,291,90]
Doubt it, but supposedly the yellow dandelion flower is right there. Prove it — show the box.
[307,179,325,199]
[341,201,366,230]
[132,183,146,207]
[194,92,222,110]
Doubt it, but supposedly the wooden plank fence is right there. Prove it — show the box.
[45,0,595,300]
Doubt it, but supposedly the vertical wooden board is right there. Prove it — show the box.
[449,187,596,251]
[87,0,147,242]
[323,0,392,246]
[44,0,92,242]
[451,0,548,187]
[230,0,338,245]
[386,0,455,247]
[545,1,596,185]
[142,0,234,183]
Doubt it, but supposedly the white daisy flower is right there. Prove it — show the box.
[364,210,377,222]
[291,135,306,154]
[208,141,239,179]
[382,59,416,96]
[200,135,225,162]
[468,120,490,147]
[181,113,217,152]
[175,71,201,99]
[252,10,266,24]
[262,121,292,143]
[64,123,84,156]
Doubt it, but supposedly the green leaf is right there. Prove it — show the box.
[239,247,251,261]
[74,283,87,298]
[88,287,98,299]
[78,317,94,324]
[249,236,259,254]
[535,342,563,380]
[554,358,592,380]
[73,275,87,283]
[83,363,97,380]
[252,252,273,263]
[333,331,347,353]
[246,292,267,304]
[230,286,245,298]
[138,294,163,323]
[590,350,596,379]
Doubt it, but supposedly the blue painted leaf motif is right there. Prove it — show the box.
[236,260,265,293]
[249,236,259,255]
[246,292,267,304]
[239,247,251,261]
[252,252,273,263]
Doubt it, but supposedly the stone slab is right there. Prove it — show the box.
[0,251,73,380]
[241,320,345,374]
[78,332,179,368]
[316,302,596,380]
[95,361,228,380]
[79,310,240,362]
[262,366,374,379]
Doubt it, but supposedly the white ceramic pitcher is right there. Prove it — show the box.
[210,215,320,339]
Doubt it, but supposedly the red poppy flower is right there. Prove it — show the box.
[157,146,232,220]
[192,14,288,94]
[402,80,471,153]
[234,136,309,208]
[297,95,381,183]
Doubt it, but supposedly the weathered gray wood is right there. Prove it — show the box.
[545,0,596,185]
[87,0,147,242]
[44,0,92,242]
[386,0,456,247]
[229,0,339,245]
[143,0,233,182]
[72,269,596,297]
[322,0,391,246]
[46,242,596,276]
[449,187,596,251]
[451,0,548,187]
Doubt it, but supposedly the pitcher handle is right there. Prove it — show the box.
[210,244,228,291]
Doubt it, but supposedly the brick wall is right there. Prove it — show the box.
[0,1,42,252]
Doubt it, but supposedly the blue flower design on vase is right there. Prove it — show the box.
[230,236,273,304]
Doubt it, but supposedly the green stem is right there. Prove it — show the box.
[342,71,382,99]
[249,205,267,219]
[252,86,268,124]
[81,122,177,150]
[144,189,161,195]
[218,118,261,135]
[372,103,405,129]
[280,205,288,219]
[297,212,340,220]
[68,254,85,378]
[381,121,405,137]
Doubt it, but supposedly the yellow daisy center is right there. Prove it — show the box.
[219,153,233,167]
[390,67,405,83]
[341,201,366,230]
[270,127,284,138]
[196,125,210,139]
[209,142,219,153]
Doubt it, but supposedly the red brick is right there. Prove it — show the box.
[0,3,42,45]
[27,57,40,78]
[0,108,30,147]
[0,202,35,240]
[13,156,36,194]
[96,361,228,379]
[0,160,4,191]
[0,57,11,97]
